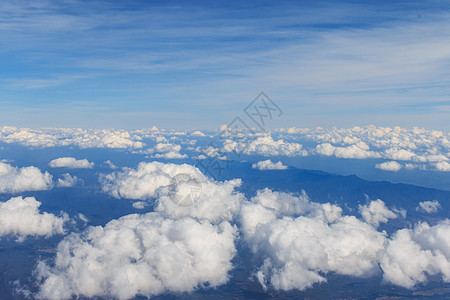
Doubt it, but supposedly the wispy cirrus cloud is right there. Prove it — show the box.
[0,0,449,129]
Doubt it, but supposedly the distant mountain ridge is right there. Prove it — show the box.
[236,163,449,219]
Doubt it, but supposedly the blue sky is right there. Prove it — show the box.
[0,0,449,130]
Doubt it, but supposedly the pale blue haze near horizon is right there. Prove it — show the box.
[0,0,449,130]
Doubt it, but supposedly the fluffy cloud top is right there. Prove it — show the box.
[380,220,450,288]
[56,173,81,188]
[282,125,450,171]
[37,162,244,299]
[0,127,144,149]
[316,142,380,159]
[417,200,441,213]
[153,151,188,159]
[252,159,288,170]
[2,125,449,172]
[241,190,385,291]
[223,134,307,157]
[191,130,205,137]
[139,143,187,159]
[435,161,450,172]
[49,157,94,169]
[35,213,237,300]
[359,199,398,227]
[0,162,53,193]
[100,162,206,200]
[156,178,243,224]
[100,161,244,223]
[375,161,402,172]
[0,197,66,241]
[240,189,450,291]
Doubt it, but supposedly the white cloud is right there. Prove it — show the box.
[242,204,386,291]
[375,161,402,172]
[1,125,448,174]
[141,143,187,159]
[252,160,287,170]
[195,145,220,158]
[0,196,66,241]
[359,199,398,227]
[316,142,381,159]
[156,178,243,224]
[0,162,53,193]
[0,127,144,149]
[104,160,117,169]
[191,130,205,137]
[384,148,416,161]
[100,162,206,201]
[280,125,449,171]
[241,189,450,291]
[132,201,147,209]
[56,173,81,188]
[153,151,188,159]
[100,161,244,223]
[154,143,181,153]
[35,213,237,300]
[417,200,441,213]
[49,157,94,169]
[223,134,307,157]
[380,220,450,288]
[435,161,450,172]
[245,188,342,223]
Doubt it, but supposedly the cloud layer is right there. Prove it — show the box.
[1,125,449,173]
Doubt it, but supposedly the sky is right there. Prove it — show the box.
[0,0,449,130]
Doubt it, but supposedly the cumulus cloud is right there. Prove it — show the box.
[56,173,82,188]
[132,201,147,209]
[375,161,402,172]
[2,125,448,173]
[153,151,188,159]
[278,125,450,171]
[100,161,244,223]
[359,199,398,227]
[240,189,450,291]
[156,178,243,224]
[141,143,187,159]
[223,134,307,157]
[435,161,450,172]
[35,213,237,300]
[100,162,206,200]
[0,196,66,241]
[49,157,94,169]
[0,162,53,193]
[417,200,441,213]
[195,145,221,158]
[380,221,450,288]
[252,160,287,170]
[191,130,205,137]
[316,142,380,159]
[104,160,117,169]
[383,148,416,161]
[241,192,385,290]
[154,143,181,153]
[0,127,144,149]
